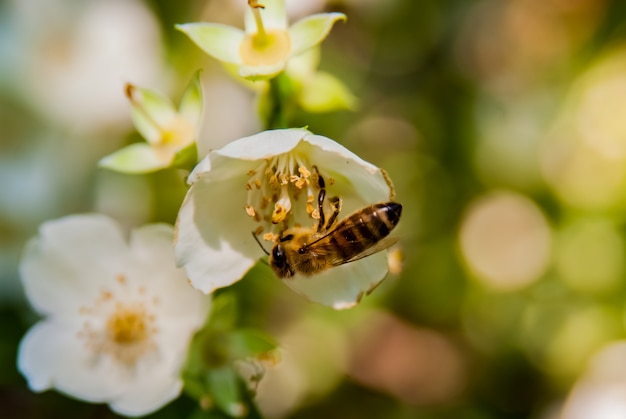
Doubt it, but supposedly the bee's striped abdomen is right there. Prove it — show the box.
[331,202,402,257]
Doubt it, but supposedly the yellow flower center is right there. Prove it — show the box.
[160,116,195,147]
[106,305,151,344]
[240,30,291,67]
[153,116,195,163]
[78,274,159,367]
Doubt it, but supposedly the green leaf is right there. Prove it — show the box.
[188,408,235,419]
[206,367,246,418]
[208,292,238,332]
[226,329,278,360]
[183,369,209,401]
[171,142,199,171]
[98,143,168,174]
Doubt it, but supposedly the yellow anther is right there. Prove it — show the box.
[298,166,311,177]
[263,232,278,242]
[248,0,265,9]
[294,177,308,189]
[245,205,256,218]
[272,203,288,224]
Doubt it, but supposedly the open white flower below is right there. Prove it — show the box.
[18,215,211,417]
[175,128,398,309]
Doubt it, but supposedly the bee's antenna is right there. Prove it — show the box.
[381,168,396,202]
[252,231,270,256]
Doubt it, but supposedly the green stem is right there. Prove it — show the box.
[265,73,291,129]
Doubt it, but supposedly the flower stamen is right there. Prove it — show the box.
[245,204,256,218]
[248,0,267,41]
[244,155,323,240]
[272,185,292,224]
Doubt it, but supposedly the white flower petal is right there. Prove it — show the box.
[128,223,180,276]
[109,320,205,416]
[17,321,69,393]
[239,62,287,80]
[18,320,123,401]
[289,13,346,57]
[129,223,211,317]
[20,214,128,316]
[176,23,245,65]
[109,365,181,417]
[283,252,389,309]
[175,162,261,293]
[188,153,213,184]
[215,128,307,160]
[244,0,288,34]
[302,134,391,206]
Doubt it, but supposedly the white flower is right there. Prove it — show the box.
[175,128,398,309]
[18,214,211,417]
[176,0,346,80]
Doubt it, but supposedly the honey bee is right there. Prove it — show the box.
[254,167,402,278]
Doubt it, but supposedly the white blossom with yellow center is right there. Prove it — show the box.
[175,128,396,309]
[177,0,346,80]
[18,215,211,417]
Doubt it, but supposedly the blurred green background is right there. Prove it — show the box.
[3,0,626,418]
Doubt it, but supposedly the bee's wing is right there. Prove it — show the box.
[334,235,399,266]
[302,222,399,267]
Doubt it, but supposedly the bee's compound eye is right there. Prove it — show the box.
[271,245,286,267]
[270,244,294,278]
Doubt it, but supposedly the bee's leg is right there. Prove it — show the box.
[325,196,342,229]
[313,166,327,232]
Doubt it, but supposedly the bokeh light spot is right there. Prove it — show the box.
[459,191,551,291]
